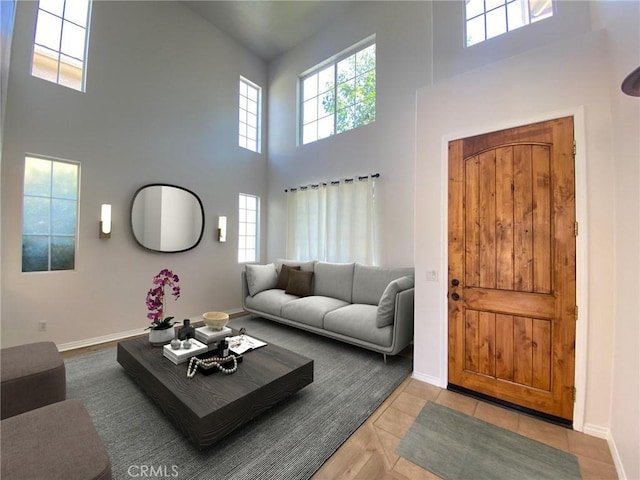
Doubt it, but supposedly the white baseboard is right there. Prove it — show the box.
[57,308,246,352]
[58,327,146,352]
[582,423,609,439]
[412,371,446,388]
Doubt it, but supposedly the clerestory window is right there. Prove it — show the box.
[465,0,553,47]
[239,77,261,153]
[300,37,376,145]
[31,0,92,91]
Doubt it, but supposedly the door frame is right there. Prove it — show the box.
[438,106,588,431]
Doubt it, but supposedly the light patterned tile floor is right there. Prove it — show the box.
[314,377,618,480]
[62,334,617,480]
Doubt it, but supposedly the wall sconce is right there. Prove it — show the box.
[100,204,112,239]
[218,216,227,242]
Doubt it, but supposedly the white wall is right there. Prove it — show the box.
[591,1,640,477]
[0,0,17,330]
[266,1,431,267]
[1,1,269,348]
[414,2,639,478]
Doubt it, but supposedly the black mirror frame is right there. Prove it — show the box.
[130,183,205,253]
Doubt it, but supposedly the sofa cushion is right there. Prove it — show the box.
[314,262,355,303]
[275,259,316,273]
[276,264,301,290]
[324,305,394,347]
[244,289,299,317]
[352,264,415,306]
[285,270,314,297]
[245,263,278,296]
[281,296,349,329]
[376,275,415,327]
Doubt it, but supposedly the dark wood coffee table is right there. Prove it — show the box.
[117,334,313,448]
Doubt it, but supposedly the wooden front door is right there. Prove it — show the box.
[448,117,576,422]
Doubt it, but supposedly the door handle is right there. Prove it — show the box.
[451,292,460,301]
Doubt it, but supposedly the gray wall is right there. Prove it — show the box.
[266,1,431,267]
[1,1,268,347]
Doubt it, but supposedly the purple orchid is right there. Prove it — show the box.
[145,269,181,330]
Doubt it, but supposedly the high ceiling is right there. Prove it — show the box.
[181,1,359,61]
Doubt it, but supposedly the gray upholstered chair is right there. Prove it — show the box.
[1,341,66,419]
[0,342,112,479]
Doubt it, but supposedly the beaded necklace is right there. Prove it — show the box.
[186,355,237,378]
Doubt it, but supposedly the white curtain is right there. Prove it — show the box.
[286,176,380,265]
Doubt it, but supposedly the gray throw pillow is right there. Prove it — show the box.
[245,263,278,296]
[376,276,414,327]
[285,270,314,297]
[276,264,301,290]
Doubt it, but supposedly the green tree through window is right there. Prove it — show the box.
[301,40,375,144]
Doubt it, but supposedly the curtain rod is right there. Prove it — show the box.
[285,173,380,193]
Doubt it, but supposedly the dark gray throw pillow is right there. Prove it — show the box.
[277,264,301,290]
[285,270,314,297]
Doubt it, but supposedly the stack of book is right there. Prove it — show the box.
[195,326,232,344]
[163,339,208,364]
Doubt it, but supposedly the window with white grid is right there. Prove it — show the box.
[32,0,92,91]
[465,0,553,47]
[300,38,376,145]
[22,155,79,272]
[238,193,259,263]
[239,78,261,153]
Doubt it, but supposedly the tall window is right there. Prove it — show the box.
[22,156,79,272]
[286,176,380,265]
[239,78,261,153]
[32,0,92,91]
[238,193,259,263]
[465,0,553,47]
[300,38,376,145]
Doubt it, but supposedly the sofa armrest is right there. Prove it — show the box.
[241,271,250,309]
[391,288,414,355]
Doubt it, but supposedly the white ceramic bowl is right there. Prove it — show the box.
[202,311,229,330]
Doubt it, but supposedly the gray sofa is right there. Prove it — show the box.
[241,260,414,360]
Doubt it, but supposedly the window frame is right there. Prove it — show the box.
[238,77,262,153]
[299,35,376,146]
[31,0,93,92]
[238,193,260,264]
[22,154,80,273]
[464,0,554,47]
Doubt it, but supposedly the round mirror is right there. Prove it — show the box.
[131,184,205,253]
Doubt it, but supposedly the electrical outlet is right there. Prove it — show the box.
[426,270,438,281]
[38,321,47,332]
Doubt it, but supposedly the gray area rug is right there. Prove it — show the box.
[396,401,581,480]
[65,316,412,480]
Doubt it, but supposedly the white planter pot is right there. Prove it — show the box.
[149,327,174,346]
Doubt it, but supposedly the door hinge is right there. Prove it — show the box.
[574,221,579,237]
[573,387,577,402]
[573,140,576,158]
[575,305,578,321]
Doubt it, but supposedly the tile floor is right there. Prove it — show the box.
[314,377,618,479]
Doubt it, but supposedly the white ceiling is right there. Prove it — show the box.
[181,1,360,61]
